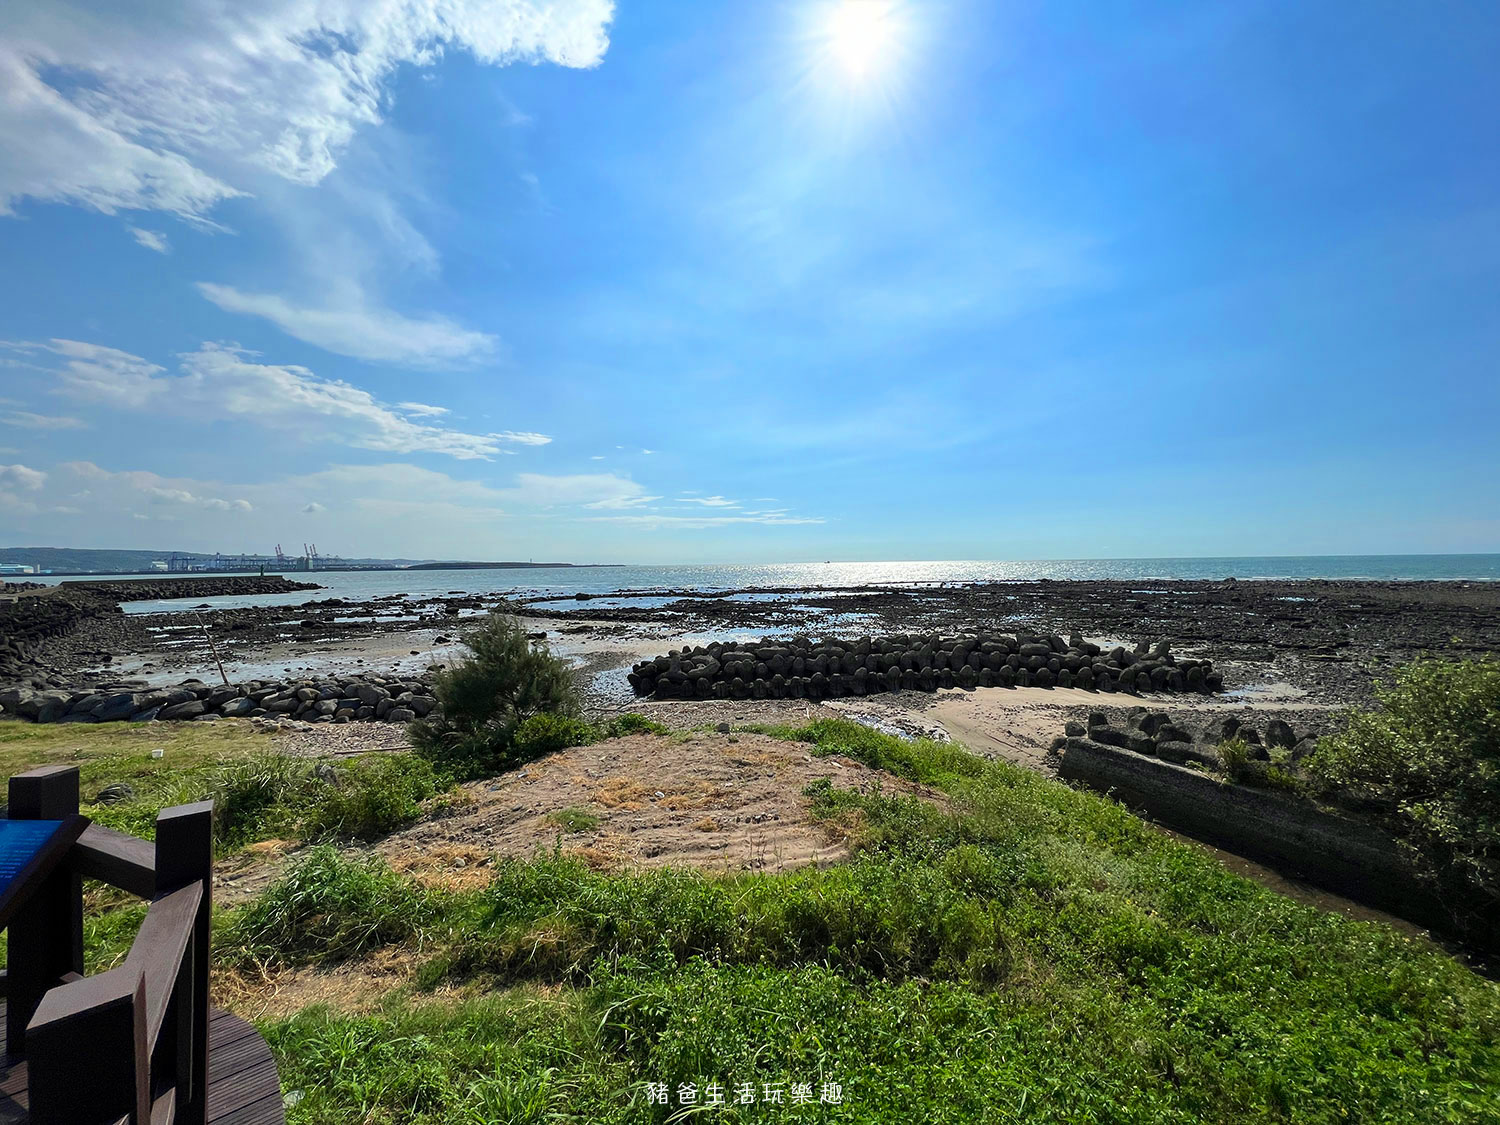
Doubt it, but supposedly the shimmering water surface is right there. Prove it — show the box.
[39,554,1500,614]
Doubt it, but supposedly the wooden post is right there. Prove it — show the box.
[7,765,82,1054]
[27,966,149,1125]
[156,800,213,1125]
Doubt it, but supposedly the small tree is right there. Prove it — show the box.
[410,613,581,779]
[1310,657,1500,920]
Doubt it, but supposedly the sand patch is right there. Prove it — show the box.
[375,731,939,873]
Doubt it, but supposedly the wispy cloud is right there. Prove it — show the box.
[128,227,169,253]
[8,338,546,460]
[2,411,86,430]
[589,512,826,529]
[196,283,497,367]
[677,494,739,508]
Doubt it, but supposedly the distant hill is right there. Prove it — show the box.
[0,546,609,574]
[0,547,176,573]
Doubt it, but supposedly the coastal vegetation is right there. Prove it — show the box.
[5,652,1500,1121]
[1,713,1489,1123]
[1309,657,1500,915]
[411,613,583,778]
[227,720,1500,1121]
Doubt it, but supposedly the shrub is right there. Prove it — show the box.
[512,714,599,759]
[1310,657,1500,909]
[601,712,667,738]
[410,614,581,779]
[302,754,441,841]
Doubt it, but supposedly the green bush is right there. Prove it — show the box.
[512,713,599,758]
[1311,657,1500,908]
[301,754,441,841]
[410,614,581,779]
[600,712,666,737]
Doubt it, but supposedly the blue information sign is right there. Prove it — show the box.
[0,819,68,899]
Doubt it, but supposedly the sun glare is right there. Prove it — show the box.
[824,0,896,81]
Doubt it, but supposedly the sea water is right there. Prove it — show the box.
[35,554,1500,615]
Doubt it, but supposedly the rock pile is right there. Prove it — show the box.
[61,576,319,602]
[630,633,1223,700]
[0,673,438,725]
[0,586,121,688]
[1057,708,1318,770]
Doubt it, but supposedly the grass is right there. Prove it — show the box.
[6,716,1499,1122]
[546,806,601,833]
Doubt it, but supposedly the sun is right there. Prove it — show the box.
[823,0,897,81]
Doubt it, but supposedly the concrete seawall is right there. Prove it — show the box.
[1057,738,1492,947]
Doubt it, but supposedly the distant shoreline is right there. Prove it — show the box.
[23,562,626,578]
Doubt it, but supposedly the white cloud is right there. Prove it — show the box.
[0,1,614,221]
[502,472,649,508]
[128,227,169,253]
[0,464,45,490]
[589,512,826,529]
[2,411,86,430]
[196,283,497,367]
[302,502,325,513]
[398,402,449,417]
[61,462,249,513]
[10,337,547,460]
[678,495,739,508]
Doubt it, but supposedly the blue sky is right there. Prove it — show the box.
[1,0,1496,563]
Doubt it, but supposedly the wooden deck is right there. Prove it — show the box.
[0,1000,285,1124]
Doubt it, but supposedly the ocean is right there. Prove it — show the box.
[34,554,1500,615]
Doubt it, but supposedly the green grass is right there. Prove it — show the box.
[546,806,601,834]
[8,717,1500,1122]
[207,720,1500,1123]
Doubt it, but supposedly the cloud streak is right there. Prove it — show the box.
[7,338,547,460]
[196,283,498,367]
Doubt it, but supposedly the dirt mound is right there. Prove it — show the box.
[377,731,940,876]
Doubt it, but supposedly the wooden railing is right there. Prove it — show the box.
[5,765,213,1125]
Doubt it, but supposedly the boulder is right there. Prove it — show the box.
[158,700,206,721]
[386,707,416,723]
[1266,719,1297,750]
[91,693,141,722]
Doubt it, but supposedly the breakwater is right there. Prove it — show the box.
[1,576,324,691]
[0,671,436,725]
[61,576,320,601]
[630,632,1223,700]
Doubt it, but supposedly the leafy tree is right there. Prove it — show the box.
[410,613,581,778]
[1311,657,1500,918]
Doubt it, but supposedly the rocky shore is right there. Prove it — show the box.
[3,574,1496,724]
[0,575,323,698]
[0,671,436,725]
